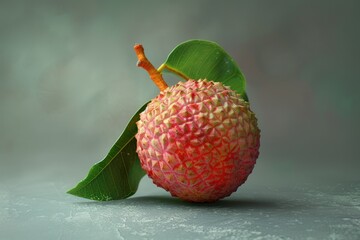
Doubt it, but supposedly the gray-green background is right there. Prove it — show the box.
[1,1,359,239]
[1,0,359,185]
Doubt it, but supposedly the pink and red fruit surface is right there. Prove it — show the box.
[136,79,260,202]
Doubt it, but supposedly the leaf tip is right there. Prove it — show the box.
[66,186,81,197]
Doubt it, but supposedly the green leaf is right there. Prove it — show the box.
[67,103,148,201]
[68,40,248,201]
[159,39,248,101]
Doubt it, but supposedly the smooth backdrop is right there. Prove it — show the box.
[1,0,359,203]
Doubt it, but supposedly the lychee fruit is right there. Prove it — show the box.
[134,44,260,202]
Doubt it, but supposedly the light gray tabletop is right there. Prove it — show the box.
[1,170,359,240]
[1,0,360,239]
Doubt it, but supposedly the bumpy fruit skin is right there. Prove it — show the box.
[136,79,260,202]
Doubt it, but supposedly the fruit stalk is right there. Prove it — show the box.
[134,44,168,91]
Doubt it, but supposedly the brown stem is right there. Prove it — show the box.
[134,44,168,91]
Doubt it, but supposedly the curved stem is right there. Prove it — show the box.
[134,44,168,91]
[157,64,189,81]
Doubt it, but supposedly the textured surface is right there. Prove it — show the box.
[1,177,360,240]
[1,0,359,239]
[136,80,260,202]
